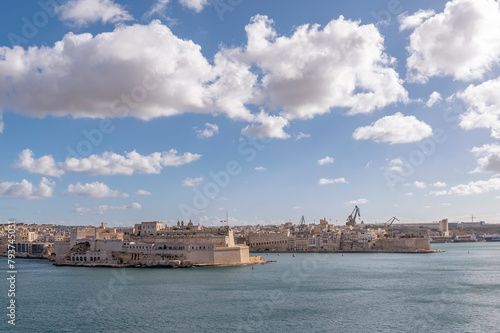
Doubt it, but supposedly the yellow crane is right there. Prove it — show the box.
[449,229,467,236]
[384,217,399,232]
[346,206,361,227]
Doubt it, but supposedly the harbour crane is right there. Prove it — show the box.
[346,206,361,227]
[384,217,399,232]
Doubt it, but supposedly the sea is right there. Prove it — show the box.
[1,242,500,333]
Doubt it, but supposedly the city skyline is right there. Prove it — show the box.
[1,0,500,227]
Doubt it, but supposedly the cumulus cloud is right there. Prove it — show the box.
[353,112,433,144]
[429,190,448,196]
[0,21,220,121]
[405,0,500,82]
[63,150,201,175]
[182,176,204,187]
[456,77,500,138]
[232,15,407,119]
[178,0,208,12]
[295,132,311,141]
[14,150,201,176]
[195,123,219,138]
[241,112,290,139]
[254,167,267,172]
[74,202,142,215]
[57,0,133,26]
[0,16,409,139]
[413,181,427,189]
[65,181,127,198]
[317,156,334,166]
[387,158,403,172]
[399,9,436,31]
[346,198,368,205]
[433,182,447,187]
[426,91,442,107]
[471,144,500,173]
[405,192,414,196]
[318,178,347,185]
[14,149,64,177]
[430,177,500,195]
[0,177,55,199]
[135,189,151,195]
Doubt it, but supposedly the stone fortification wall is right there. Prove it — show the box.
[371,238,431,252]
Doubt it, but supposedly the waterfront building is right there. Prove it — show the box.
[54,221,253,267]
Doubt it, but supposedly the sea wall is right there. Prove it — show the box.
[371,238,431,252]
[213,245,250,264]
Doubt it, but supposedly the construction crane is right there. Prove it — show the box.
[346,206,361,227]
[384,217,399,232]
[449,229,467,236]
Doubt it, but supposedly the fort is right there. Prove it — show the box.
[52,221,267,267]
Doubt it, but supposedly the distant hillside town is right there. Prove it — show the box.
[2,209,500,266]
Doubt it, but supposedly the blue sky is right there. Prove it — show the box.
[1,0,500,227]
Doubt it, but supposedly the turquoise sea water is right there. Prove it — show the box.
[1,242,500,332]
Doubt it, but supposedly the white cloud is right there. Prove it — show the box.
[14,149,200,176]
[0,111,3,133]
[14,149,63,177]
[346,198,368,205]
[405,0,500,82]
[57,0,133,26]
[318,178,347,185]
[195,123,219,138]
[405,192,414,196]
[429,190,448,196]
[449,178,500,195]
[241,111,290,139]
[430,177,500,195]
[135,189,151,195]
[182,176,204,187]
[295,132,311,141]
[470,144,500,173]
[413,181,427,189]
[387,158,403,172]
[353,112,433,144]
[232,15,407,119]
[144,0,170,19]
[317,156,334,166]
[255,167,267,172]
[0,21,221,121]
[62,150,201,175]
[457,77,500,138]
[65,181,127,198]
[0,177,54,199]
[440,202,452,206]
[0,16,408,139]
[178,0,208,12]
[426,91,442,107]
[433,182,447,187]
[74,202,142,215]
[399,9,436,31]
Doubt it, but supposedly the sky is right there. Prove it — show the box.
[1,0,500,227]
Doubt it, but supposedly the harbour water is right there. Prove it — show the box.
[2,242,500,332]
